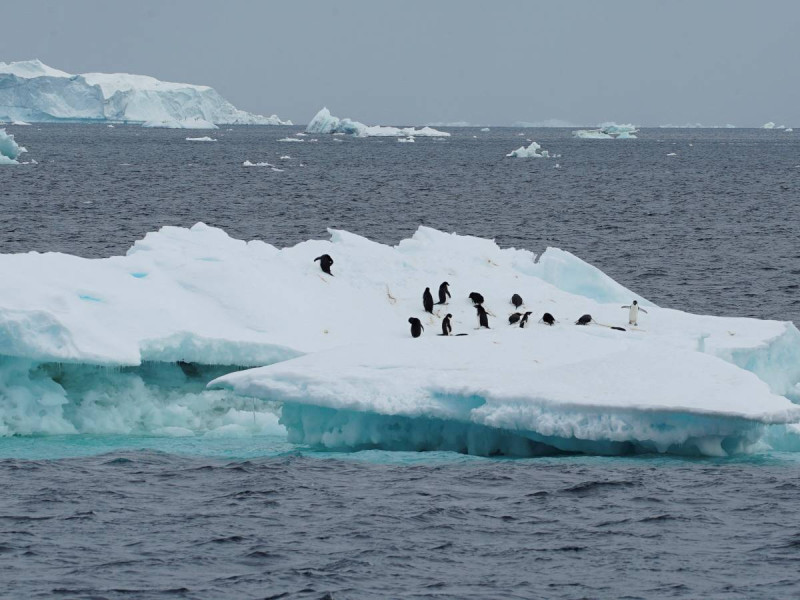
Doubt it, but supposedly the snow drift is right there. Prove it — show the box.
[0,59,290,128]
[0,128,26,165]
[306,107,450,138]
[1,223,799,456]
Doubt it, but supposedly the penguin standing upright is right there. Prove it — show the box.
[408,317,424,338]
[314,254,334,275]
[476,305,490,328]
[621,300,648,326]
[519,311,532,328]
[511,294,523,309]
[441,314,453,336]
[436,282,451,305]
[422,288,434,313]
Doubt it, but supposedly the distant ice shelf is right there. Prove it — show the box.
[0,59,291,128]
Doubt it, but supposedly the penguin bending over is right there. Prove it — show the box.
[314,254,334,275]
[541,312,556,326]
[575,314,592,326]
[423,288,434,313]
[436,282,451,305]
[440,314,453,336]
[469,292,484,305]
[508,312,522,325]
[519,311,532,328]
[511,294,523,309]
[621,300,648,326]
[476,305,490,328]
[408,317,424,338]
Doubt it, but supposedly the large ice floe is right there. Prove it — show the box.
[1,223,799,455]
[0,59,290,128]
[0,128,26,165]
[573,122,639,139]
[306,107,450,137]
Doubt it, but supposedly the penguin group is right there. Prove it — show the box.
[311,253,649,339]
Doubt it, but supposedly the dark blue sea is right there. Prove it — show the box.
[1,124,799,598]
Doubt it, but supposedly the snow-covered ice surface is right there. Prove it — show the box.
[2,224,799,455]
[0,128,26,165]
[2,222,799,452]
[0,59,290,127]
[573,123,639,139]
[4,221,790,454]
[306,107,450,138]
[506,140,557,158]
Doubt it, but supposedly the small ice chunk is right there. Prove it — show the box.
[185,136,217,142]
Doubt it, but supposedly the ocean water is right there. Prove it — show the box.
[1,124,800,598]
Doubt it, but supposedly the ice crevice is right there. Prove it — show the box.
[1,222,799,455]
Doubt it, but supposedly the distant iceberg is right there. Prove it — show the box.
[0,128,26,165]
[763,122,787,130]
[306,107,450,137]
[0,59,291,128]
[573,122,638,139]
[506,140,557,158]
[1,223,799,453]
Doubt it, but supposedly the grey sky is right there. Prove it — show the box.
[2,0,798,126]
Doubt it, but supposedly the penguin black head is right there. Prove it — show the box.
[442,282,449,287]
[633,300,638,305]
[445,313,452,319]
[523,311,532,317]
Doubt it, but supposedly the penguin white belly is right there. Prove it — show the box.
[629,305,639,324]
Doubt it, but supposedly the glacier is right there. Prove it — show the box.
[306,107,450,138]
[1,223,799,456]
[0,128,26,165]
[506,140,557,158]
[573,123,639,139]
[0,59,290,127]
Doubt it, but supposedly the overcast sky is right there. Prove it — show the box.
[3,0,798,126]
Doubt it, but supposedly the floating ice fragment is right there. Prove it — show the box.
[305,107,450,137]
[506,140,557,158]
[185,136,217,142]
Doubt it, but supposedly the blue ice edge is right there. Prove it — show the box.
[276,402,767,458]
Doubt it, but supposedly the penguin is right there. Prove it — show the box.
[541,312,556,326]
[435,282,451,305]
[575,314,592,326]
[469,292,485,305]
[422,287,434,313]
[511,294,523,309]
[314,254,334,275]
[408,317,424,338]
[476,305,490,328]
[621,300,648,326]
[440,314,453,336]
[519,311,532,328]
[508,312,523,325]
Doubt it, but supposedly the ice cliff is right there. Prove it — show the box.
[306,107,449,137]
[0,59,290,128]
[1,224,799,455]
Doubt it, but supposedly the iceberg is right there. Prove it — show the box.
[573,123,639,139]
[1,223,798,455]
[0,128,26,165]
[506,140,557,158]
[306,107,450,138]
[0,59,290,127]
